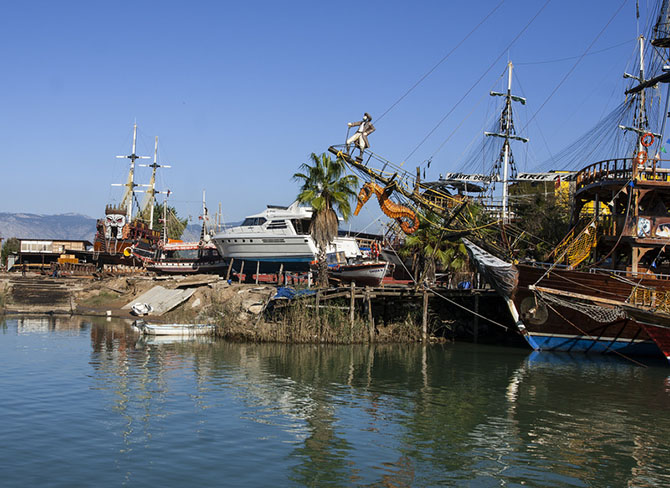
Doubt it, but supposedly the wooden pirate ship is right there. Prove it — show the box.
[331,1,670,360]
[93,124,165,265]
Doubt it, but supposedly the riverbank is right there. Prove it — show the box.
[0,272,484,344]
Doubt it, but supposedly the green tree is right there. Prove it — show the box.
[399,211,469,284]
[510,184,570,260]
[293,153,358,287]
[148,202,189,240]
[1,237,19,268]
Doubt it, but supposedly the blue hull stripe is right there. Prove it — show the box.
[525,334,660,356]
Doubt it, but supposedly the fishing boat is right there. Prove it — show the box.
[317,247,390,286]
[144,241,227,274]
[329,260,390,286]
[135,192,229,274]
[211,201,362,272]
[132,320,215,336]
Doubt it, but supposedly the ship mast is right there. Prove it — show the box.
[112,123,150,222]
[620,36,650,158]
[139,136,171,229]
[199,189,211,244]
[484,61,528,224]
[653,0,670,162]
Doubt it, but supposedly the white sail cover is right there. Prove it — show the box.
[463,239,518,297]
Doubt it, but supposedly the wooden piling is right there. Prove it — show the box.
[349,282,355,334]
[473,293,479,343]
[255,261,260,285]
[365,287,374,342]
[239,261,245,284]
[422,288,428,342]
[226,258,234,281]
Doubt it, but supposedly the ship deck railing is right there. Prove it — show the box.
[522,260,670,281]
[576,157,670,191]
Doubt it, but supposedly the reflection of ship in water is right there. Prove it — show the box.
[16,315,91,334]
[502,352,670,486]
[83,323,670,486]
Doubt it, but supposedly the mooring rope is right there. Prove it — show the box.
[381,234,509,331]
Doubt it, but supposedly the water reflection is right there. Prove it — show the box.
[81,320,670,485]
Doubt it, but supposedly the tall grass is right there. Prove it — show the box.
[212,295,425,344]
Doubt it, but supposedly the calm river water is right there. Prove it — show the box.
[1,315,670,487]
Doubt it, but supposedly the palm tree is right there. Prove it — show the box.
[293,153,359,287]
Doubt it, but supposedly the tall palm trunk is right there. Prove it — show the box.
[317,245,329,288]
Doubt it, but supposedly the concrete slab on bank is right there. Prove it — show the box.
[122,285,196,315]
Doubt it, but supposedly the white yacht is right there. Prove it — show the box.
[212,201,360,272]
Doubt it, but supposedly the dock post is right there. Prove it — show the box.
[349,282,355,335]
[278,264,283,285]
[473,293,479,343]
[226,258,234,281]
[365,287,374,342]
[239,261,245,283]
[255,261,260,285]
[422,288,428,342]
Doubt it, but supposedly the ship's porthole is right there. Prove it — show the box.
[519,296,548,325]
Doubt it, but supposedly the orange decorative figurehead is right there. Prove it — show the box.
[354,181,419,234]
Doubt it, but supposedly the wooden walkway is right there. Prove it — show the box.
[270,282,501,341]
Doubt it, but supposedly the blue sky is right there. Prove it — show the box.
[0,0,650,231]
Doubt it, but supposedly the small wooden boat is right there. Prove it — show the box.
[329,261,389,287]
[132,320,215,336]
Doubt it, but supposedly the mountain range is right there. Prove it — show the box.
[0,212,203,242]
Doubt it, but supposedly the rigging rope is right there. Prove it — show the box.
[521,0,631,135]
[376,0,506,124]
[402,0,553,163]
[515,38,636,66]
[381,233,510,331]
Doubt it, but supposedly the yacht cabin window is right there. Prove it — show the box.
[242,217,267,226]
[267,220,288,230]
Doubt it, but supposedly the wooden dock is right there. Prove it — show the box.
[268,282,509,343]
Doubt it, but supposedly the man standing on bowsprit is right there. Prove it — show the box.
[346,112,375,161]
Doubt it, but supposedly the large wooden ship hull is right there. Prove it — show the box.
[513,263,668,358]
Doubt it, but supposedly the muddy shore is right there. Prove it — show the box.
[0,272,434,343]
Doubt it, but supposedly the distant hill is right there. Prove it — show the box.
[0,213,98,241]
[0,212,223,243]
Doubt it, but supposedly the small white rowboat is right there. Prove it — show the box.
[132,321,215,336]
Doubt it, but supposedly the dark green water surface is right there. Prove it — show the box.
[1,315,670,487]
